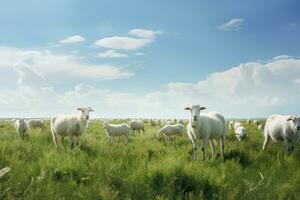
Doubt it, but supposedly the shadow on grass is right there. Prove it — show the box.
[224,150,251,168]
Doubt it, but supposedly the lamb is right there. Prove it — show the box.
[28,120,44,129]
[185,104,226,160]
[50,107,94,148]
[103,122,130,143]
[157,124,184,140]
[15,118,28,139]
[263,115,300,151]
[234,125,247,141]
[129,119,145,134]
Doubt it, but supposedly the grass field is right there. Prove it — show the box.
[1,120,300,199]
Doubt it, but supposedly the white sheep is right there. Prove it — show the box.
[157,124,184,140]
[263,115,300,151]
[129,119,145,134]
[247,119,251,124]
[185,104,226,160]
[50,107,94,148]
[257,124,264,130]
[28,120,44,129]
[15,118,28,139]
[234,125,247,141]
[103,122,130,143]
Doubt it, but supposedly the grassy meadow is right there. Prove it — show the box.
[1,120,300,199]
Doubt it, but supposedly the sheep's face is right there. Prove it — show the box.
[288,115,300,132]
[184,104,206,128]
[77,107,94,120]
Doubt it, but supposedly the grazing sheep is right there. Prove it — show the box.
[263,115,300,152]
[234,125,247,141]
[247,119,251,124]
[129,119,145,134]
[15,118,28,139]
[185,104,226,160]
[50,107,94,148]
[103,122,130,143]
[157,124,184,140]
[28,120,44,129]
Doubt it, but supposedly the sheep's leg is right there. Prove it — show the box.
[201,137,209,161]
[51,132,58,148]
[220,136,225,159]
[262,133,270,150]
[209,140,216,160]
[142,128,145,134]
[188,132,198,160]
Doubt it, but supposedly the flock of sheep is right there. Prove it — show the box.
[10,104,300,161]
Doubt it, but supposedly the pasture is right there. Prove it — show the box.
[1,120,300,199]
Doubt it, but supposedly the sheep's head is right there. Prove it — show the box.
[287,115,300,132]
[184,104,206,128]
[77,107,94,121]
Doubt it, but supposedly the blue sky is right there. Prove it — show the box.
[0,0,300,118]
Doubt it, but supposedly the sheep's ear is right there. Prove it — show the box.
[184,107,191,111]
[287,116,294,121]
[200,107,206,110]
[77,107,82,111]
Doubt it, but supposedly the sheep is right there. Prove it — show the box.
[185,104,226,160]
[28,120,44,129]
[247,119,251,124]
[129,119,145,134]
[15,118,28,139]
[234,125,247,141]
[257,124,264,130]
[157,124,184,141]
[149,119,157,126]
[263,115,300,152]
[103,122,130,143]
[50,107,94,148]
[233,122,243,130]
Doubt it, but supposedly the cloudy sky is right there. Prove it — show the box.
[0,0,300,119]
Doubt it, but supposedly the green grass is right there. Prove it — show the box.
[1,120,300,199]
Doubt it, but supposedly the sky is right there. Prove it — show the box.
[0,0,300,119]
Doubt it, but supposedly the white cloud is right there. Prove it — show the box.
[60,35,86,44]
[96,50,128,58]
[1,49,299,119]
[0,47,134,87]
[94,28,161,50]
[128,29,162,40]
[135,52,145,56]
[218,18,244,31]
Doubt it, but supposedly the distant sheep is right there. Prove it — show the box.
[15,118,28,139]
[257,124,264,130]
[263,115,300,151]
[50,107,94,148]
[129,119,145,134]
[157,124,184,140]
[28,120,44,129]
[103,122,130,143]
[185,104,226,160]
